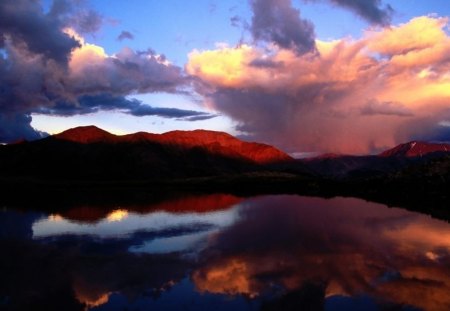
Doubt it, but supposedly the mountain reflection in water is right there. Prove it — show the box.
[1,194,449,310]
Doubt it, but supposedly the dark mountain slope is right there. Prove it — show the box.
[0,126,293,181]
[298,141,450,180]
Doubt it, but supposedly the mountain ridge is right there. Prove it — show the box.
[2,125,450,183]
[0,125,296,181]
[379,141,450,157]
[52,126,292,165]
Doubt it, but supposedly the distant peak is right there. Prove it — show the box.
[379,141,450,157]
[54,126,117,143]
[59,125,107,133]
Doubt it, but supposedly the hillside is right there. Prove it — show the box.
[379,141,450,157]
[0,126,293,181]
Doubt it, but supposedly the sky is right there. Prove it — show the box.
[1,0,450,154]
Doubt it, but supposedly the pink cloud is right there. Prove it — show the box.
[187,16,450,154]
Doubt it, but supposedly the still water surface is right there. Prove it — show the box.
[1,194,450,310]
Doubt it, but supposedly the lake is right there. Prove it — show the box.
[1,194,449,310]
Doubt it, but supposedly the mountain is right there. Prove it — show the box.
[54,126,291,165]
[54,126,117,143]
[296,141,450,179]
[2,126,449,194]
[379,141,450,157]
[1,131,450,219]
[0,126,292,181]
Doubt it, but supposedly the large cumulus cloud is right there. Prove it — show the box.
[0,0,213,143]
[187,16,450,154]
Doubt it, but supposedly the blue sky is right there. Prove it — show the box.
[78,0,450,62]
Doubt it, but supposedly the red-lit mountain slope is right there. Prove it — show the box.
[55,126,292,164]
[379,141,450,157]
[0,126,292,181]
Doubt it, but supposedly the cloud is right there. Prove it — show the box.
[360,99,414,117]
[117,30,134,41]
[48,0,103,34]
[403,114,450,143]
[230,15,242,28]
[249,0,316,55]
[310,0,393,26]
[0,0,80,63]
[178,114,218,122]
[0,113,48,142]
[0,3,207,143]
[187,16,450,153]
[72,9,103,34]
[366,16,450,67]
[418,124,450,143]
[248,58,284,68]
[68,43,186,94]
[129,104,216,120]
[36,94,216,121]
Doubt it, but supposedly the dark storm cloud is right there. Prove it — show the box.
[0,1,203,143]
[117,30,134,41]
[403,110,450,143]
[49,0,103,34]
[248,0,391,55]
[307,0,393,25]
[419,125,450,142]
[179,114,218,122]
[0,113,48,142]
[126,99,216,121]
[331,0,393,25]
[72,9,103,33]
[250,0,316,55]
[0,0,80,63]
[0,0,78,142]
[37,94,216,121]
[208,84,338,151]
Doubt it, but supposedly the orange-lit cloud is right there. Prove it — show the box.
[366,16,449,59]
[73,277,112,309]
[106,209,129,222]
[193,258,258,297]
[187,16,450,154]
[75,291,111,309]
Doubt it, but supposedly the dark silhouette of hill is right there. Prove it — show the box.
[296,141,450,180]
[0,126,293,181]
[0,130,450,219]
[1,126,449,184]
